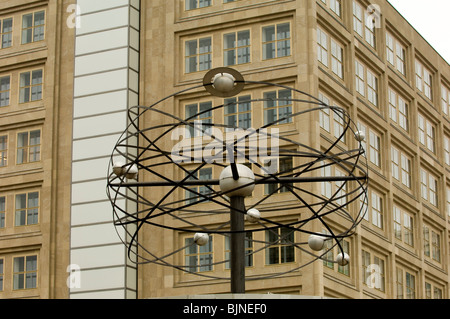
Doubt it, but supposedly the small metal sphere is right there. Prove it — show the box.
[219,164,255,197]
[212,73,235,93]
[194,233,209,246]
[355,130,366,142]
[112,161,125,177]
[124,164,138,180]
[336,252,350,266]
[308,234,325,251]
[246,208,261,223]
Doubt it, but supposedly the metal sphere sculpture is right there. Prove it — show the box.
[107,67,369,293]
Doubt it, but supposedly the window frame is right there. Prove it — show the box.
[184,235,213,273]
[0,17,13,49]
[317,27,344,79]
[265,227,295,265]
[388,88,409,133]
[0,134,7,167]
[16,129,41,165]
[420,167,439,208]
[0,74,11,107]
[14,191,40,227]
[223,29,251,67]
[353,1,376,49]
[355,60,379,107]
[262,22,291,60]
[391,145,412,189]
[224,94,252,131]
[415,59,433,101]
[418,113,436,154]
[263,88,293,126]
[19,69,44,104]
[362,249,386,292]
[386,31,406,76]
[184,37,212,74]
[21,10,45,45]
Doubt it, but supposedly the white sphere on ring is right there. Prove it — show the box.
[124,164,139,180]
[212,73,235,93]
[355,130,366,142]
[219,164,255,197]
[308,234,325,251]
[112,161,125,177]
[246,208,261,223]
[336,252,350,266]
[194,233,209,246]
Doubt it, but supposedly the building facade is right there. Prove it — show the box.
[0,0,449,299]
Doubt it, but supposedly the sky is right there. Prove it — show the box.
[387,0,450,64]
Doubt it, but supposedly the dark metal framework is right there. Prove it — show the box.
[106,70,369,293]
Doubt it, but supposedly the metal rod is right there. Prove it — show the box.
[109,175,367,187]
[230,196,245,294]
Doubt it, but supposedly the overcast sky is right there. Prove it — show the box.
[387,0,450,64]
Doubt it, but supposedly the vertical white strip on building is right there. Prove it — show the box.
[70,0,140,299]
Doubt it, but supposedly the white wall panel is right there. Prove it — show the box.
[73,112,127,140]
[77,7,130,35]
[69,267,126,293]
[72,180,108,204]
[77,0,129,14]
[71,199,125,226]
[70,290,125,299]
[75,48,129,76]
[72,134,122,161]
[73,90,128,118]
[70,244,126,269]
[74,69,128,97]
[71,223,123,248]
[75,27,129,56]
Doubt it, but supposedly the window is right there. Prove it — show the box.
[320,0,342,18]
[185,168,213,205]
[184,235,213,272]
[391,146,411,189]
[0,75,10,107]
[355,60,378,107]
[264,156,293,195]
[357,122,381,166]
[0,258,3,291]
[262,23,291,60]
[224,30,250,66]
[444,135,450,166]
[361,189,383,229]
[19,69,43,103]
[15,192,39,226]
[263,89,292,125]
[447,186,450,217]
[388,88,408,132]
[265,227,295,265]
[396,267,415,299]
[1,18,13,48]
[22,11,45,44]
[225,232,253,269]
[17,130,41,164]
[319,92,347,143]
[425,282,443,299]
[186,0,212,10]
[224,95,251,130]
[185,37,212,74]
[418,113,435,154]
[362,250,385,292]
[13,255,38,290]
[393,206,414,247]
[420,168,438,207]
[353,1,376,48]
[185,102,213,137]
[386,32,406,75]
[323,230,350,276]
[0,135,7,167]
[441,84,450,116]
[0,196,5,228]
[415,60,433,100]
[317,28,344,79]
[320,161,347,206]
[423,225,441,263]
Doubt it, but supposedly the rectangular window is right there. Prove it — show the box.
[317,28,343,79]
[185,0,212,10]
[388,88,409,132]
[0,75,10,107]
[225,232,253,269]
[0,258,3,291]
[265,156,293,195]
[396,268,416,299]
[224,95,251,130]
[423,225,441,263]
[17,130,41,164]
[362,250,385,292]
[369,130,380,167]
[185,102,213,137]
[386,32,406,75]
[415,60,433,100]
[22,11,45,44]
[19,69,43,103]
[418,114,435,153]
[0,196,5,228]
[224,30,250,66]
[353,1,375,48]
[184,235,213,273]
[263,89,292,125]
[391,146,411,188]
[0,135,7,167]
[185,37,212,74]
[425,282,443,299]
[420,168,438,207]
[265,227,295,265]
[262,23,291,60]
[1,18,13,49]
[355,60,378,107]
[441,84,450,116]
[393,206,414,247]
[15,192,39,226]
[185,168,213,205]
[445,135,450,166]
[13,255,38,290]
